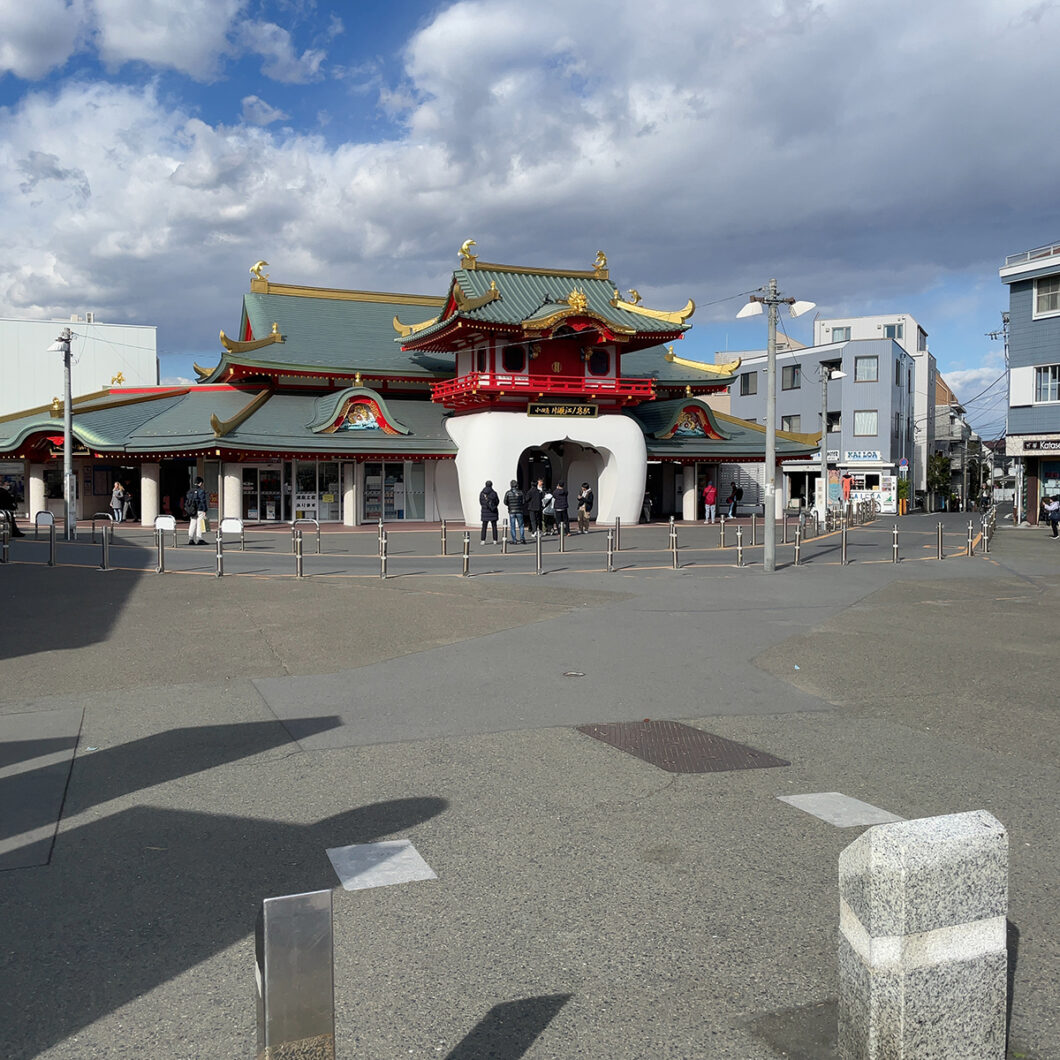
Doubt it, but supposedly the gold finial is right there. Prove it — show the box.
[50,396,62,414]
[271,322,279,334]
[354,372,362,386]
[685,385,693,396]
[628,288,642,305]
[568,288,588,313]
[594,250,608,271]
[459,239,477,264]
[668,345,674,357]
[489,280,497,291]
[110,371,125,385]
[250,260,270,281]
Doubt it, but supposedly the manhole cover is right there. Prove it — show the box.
[576,720,790,774]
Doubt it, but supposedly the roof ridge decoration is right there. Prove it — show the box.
[664,348,742,376]
[612,294,696,325]
[210,388,273,438]
[219,322,285,354]
[655,400,729,441]
[308,387,410,436]
[456,238,611,280]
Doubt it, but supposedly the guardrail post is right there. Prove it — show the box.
[215,530,224,578]
[440,518,447,556]
[536,528,543,575]
[614,515,621,551]
[671,524,680,569]
[793,526,801,566]
[606,528,614,572]
[97,524,110,571]
[380,530,388,579]
[892,523,899,563]
[291,525,297,554]
[736,525,744,567]
[751,512,757,546]
[967,520,974,557]
[462,531,470,576]
[295,529,304,578]
[156,527,166,573]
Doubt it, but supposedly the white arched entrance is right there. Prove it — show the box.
[445,410,647,525]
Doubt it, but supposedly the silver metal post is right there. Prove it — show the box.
[316,524,321,555]
[559,521,566,553]
[751,512,758,546]
[967,520,974,557]
[378,520,384,557]
[614,515,621,551]
[812,512,819,538]
[841,524,848,565]
[215,530,224,578]
[462,531,470,576]
[98,524,110,571]
[892,523,899,563]
[156,527,165,573]
[783,512,788,544]
[380,530,388,579]
[1,522,9,564]
[296,529,304,578]
[982,518,990,554]
[937,521,944,560]
[720,516,726,548]
[440,518,447,556]
[536,527,543,575]
[736,525,744,567]
[256,890,335,1060]
[606,528,614,572]
[291,525,297,553]
[794,526,801,566]
[763,280,778,573]
[671,524,679,569]
[501,531,508,555]
[48,523,57,567]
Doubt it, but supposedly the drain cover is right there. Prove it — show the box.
[576,720,789,774]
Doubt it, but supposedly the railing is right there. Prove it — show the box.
[1005,242,1060,267]
[430,371,656,408]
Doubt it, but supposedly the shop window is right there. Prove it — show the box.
[781,365,801,390]
[853,410,878,436]
[502,344,526,373]
[587,350,610,376]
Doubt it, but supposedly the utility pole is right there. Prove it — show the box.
[47,327,75,540]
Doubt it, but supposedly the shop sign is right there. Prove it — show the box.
[528,403,598,418]
[1024,440,1060,451]
[844,450,881,462]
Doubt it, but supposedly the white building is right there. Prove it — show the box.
[814,314,936,496]
[0,315,158,418]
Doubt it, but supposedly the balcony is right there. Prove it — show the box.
[430,371,656,410]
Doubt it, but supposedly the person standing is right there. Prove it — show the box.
[479,479,499,544]
[110,481,125,523]
[504,480,527,543]
[1044,495,1060,539]
[542,488,557,534]
[725,484,738,519]
[186,476,208,545]
[526,478,545,536]
[702,480,717,523]
[0,484,24,536]
[553,481,570,536]
[576,482,594,534]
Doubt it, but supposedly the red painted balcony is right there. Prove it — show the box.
[430,371,656,410]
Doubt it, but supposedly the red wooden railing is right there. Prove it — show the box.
[431,372,656,408]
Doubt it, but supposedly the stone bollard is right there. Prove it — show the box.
[838,810,1008,1060]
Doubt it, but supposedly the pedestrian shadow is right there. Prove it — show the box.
[0,796,448,1057]
[446,993,572,1059]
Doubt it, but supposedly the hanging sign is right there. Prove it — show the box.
[527,403,598,418]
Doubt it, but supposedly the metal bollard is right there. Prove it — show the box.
[967,520,974,557]
[215,531,224,578]
[671,524,679,569]
[982,518,990,554]
[937,521,944,560]
[559,522,566,553]
[720,516,726,548]
[536,527,543,575]
[440,518,447,556]
[48,523,57,567]
[156,527,166,573]
[892,523,899,563]
[606,528,614,572]
[380,530,388,579]
[794,526,801,566]
[783,513,789,544]
[841,524,848,565]
[98,524,110,571]
[462,531,470,576]
[751,512,757,546]
[736,525,744,567]
[295,529,304,578]
[1,524,8,564]
[812,512,819,538]
[501,532,508,555]
[614,516,621,551]
[378,521,384,557]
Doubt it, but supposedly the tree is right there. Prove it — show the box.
[927,453,951,495]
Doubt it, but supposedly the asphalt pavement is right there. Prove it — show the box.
[0,510,1056,1059]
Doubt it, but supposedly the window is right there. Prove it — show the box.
[854,356,878,382]
[894,412,901,436]
[831,326,851,341]
[781,364,801,390]
[853,410,878,436]
[781,415,801,432]
[501,344,526,372]
[917,327,928,351]
[739,372,757,396]
[1035,364,1060,402]
[895,360,902,386]
[883,323,904,340]
[1035,277,1060,317]
[587,349,610,376]
[826,411,841,432]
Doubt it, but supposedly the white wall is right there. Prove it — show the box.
[0,316,158,417]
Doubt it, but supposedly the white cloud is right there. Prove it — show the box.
[0,0,87,79]
[92,0,244,80]
[945,351,1008,405]
[160,375,195,386]
[241,95,289,126]
[239,20,326,83]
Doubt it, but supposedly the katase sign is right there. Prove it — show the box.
[1023,439,1060,451]
[844,450,882,462]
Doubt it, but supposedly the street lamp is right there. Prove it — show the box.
[46,327,74,540]
[737,279,816,572]
[818,365,846,521]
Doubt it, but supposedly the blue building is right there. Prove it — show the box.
[1000,241,1060,524]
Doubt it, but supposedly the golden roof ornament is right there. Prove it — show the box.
[568,288,588,313]
[250,260,270,281]
[110,372,125,385]
[594,250,607,270]
[628,289,642,305]
[459,239,478,267]
[355,372,362,386]
[50,396,62,415]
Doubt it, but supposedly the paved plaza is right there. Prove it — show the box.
[0,511,1057,1058]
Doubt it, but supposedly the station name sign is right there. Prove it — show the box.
[527,403,598,418]
[844,450,882,462]
[1023,439,1060,451]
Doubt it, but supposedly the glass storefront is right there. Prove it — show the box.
[364,461,409,520]
[242,465,283,521]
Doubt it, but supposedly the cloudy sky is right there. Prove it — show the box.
[2,0,1056,438]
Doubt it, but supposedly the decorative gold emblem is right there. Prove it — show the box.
[552,360,563,373]
[50,396,62,415]
[594,250,608,271]
[110,372,125,385]
[250,260,270,281]
[627,288,642,305]
[567,288,588,313]
[355,372,362,386]
[459,239,478,264]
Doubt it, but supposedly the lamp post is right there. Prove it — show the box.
[818,365,846,521]
[47,327,75,540]
[737,280,816,572]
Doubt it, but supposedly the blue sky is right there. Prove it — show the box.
[2,0,1057,440]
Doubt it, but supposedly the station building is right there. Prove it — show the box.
[0,247,816,527]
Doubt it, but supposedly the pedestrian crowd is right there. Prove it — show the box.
[479,477,593,543]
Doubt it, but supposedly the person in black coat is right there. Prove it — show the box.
[479,480,499,543]
[525,478,545,537]
[552,481,570,535]
[503,480,527,543]
[0,485,25,536]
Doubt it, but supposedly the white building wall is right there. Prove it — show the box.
[0,316,158,417]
